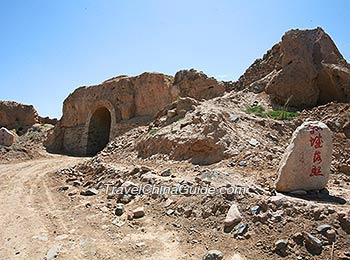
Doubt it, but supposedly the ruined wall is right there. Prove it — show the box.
[0,101,39,134]
[46,69,227,156]
[47,73,175,155]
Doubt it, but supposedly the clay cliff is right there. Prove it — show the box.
[234,27,350,108]
[0,101,39,134]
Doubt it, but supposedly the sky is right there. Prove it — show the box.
[0,0,349,118]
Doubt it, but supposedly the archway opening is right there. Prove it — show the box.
[87,107,111,156]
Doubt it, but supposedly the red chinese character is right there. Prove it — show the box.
[313,151,322,164]
[309,125,321,134]
[309,133,323,148]
[310,165,324,176]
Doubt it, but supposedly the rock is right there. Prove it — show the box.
[316,224,332,233]
[183,207,192,218]
[120,181,138,194]
[250,205,260,215]
[161,168,171,177]
[167,109,177,118]
[112,217,125,227]
[275,239,289,256]
[135,242,145,248]
[0,101,39,133]
[275,239,288,250]
[141,166,152,173]
[224,203,242,227]
[275,121,332,192]
[338,213,350,234]
[268,133,279,142]
[325,229,336,242]
[311,207,324,220]
[119,194,133,204]
[129,166,140,175]
[269,195,287,207]
[80,188,98,196]
[0,127,17,146]
[251,101,259,106]
[173,69,225,101]
[239,161,248,167]
[344,122,350,139]
[254,212,269,223]
[115,203,124,216]
[292,232,304,245]
[166,209,175,216]
[72,180,82,186]
[303,232,323,255]
[164,198,174,207]
[58,185,69,191]
[249,138,259,147]
[127,213,134,220]
[46,244,62,259]
[339,164,350,175]
[233,223,248,237]
[132,207,145,218]
[230,114,240,122]
[202,250,224,260]
[339,251,350,260]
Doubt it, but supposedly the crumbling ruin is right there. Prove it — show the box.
[46,70,225,156]
[0,101,39,134]
[46,27,350,159]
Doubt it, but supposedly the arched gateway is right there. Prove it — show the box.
[86,107,111,156]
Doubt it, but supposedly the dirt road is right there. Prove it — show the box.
[0,155,190,260]
[0,155,84,259]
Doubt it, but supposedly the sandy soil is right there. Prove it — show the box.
[0,155,197,260]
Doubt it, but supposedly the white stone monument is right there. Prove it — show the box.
[275,121,332,192]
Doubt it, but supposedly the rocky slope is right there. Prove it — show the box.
[233,27,350,108]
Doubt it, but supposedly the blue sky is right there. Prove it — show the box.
[0,0,349,118]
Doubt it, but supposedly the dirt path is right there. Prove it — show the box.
[0,155,84,259]
[0,155,190,260]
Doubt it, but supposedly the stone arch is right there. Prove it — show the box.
[86,107,111,156]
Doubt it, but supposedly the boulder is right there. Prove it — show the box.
[275,121,332,192]
[0,127,17,146]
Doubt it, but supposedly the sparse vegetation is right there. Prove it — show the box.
[149,129,159,135]
[245,105,299,121]
[245,105,267,118]
[267,110,299,120]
